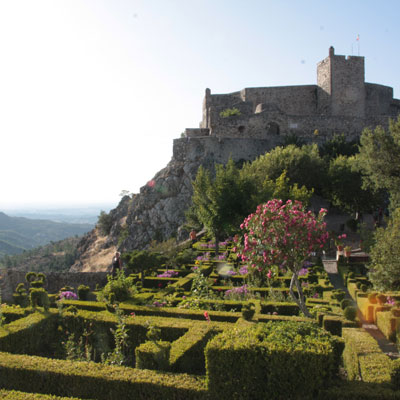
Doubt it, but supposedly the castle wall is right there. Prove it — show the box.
[242,85,318,115]
[365,83,395,116]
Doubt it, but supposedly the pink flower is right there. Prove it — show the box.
[267,269,272,279]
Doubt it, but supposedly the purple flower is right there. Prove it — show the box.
[60,291,78,300]
[312,293,319,298]
[157,270,178,278]
[387,296,396,306]
[239,265,249,275]
[226,270,237,276]
[301,282,309,288]
[298,268,308,276]
[224,285,249,298]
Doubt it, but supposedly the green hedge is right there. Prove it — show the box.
[0,310,58,356]
[0,389,89,400]
[170,325,220,374]
[321,381,400,399]
[135,340,171,371]
[205,320,344,399]
[0,351,207,400]
[342,327,393,383]
[260,301,299,316]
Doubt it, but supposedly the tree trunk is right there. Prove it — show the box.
[289,273,312,318]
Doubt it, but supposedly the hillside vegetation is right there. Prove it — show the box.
[0,212,92,257]
[0,236,80,272]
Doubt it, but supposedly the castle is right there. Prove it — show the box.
[185,47,400,140]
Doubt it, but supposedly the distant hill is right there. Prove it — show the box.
[0,212,93,257]
[0,236,81,272]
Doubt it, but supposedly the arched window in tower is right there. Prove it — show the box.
[238,125,245,134]
[266,122,280,135]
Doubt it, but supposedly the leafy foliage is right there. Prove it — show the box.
[219,107,241,118]
[368,208,400,291]
[242,144,326,194]
[0,237,80,272]
[123,250,166,285]
[357,117,400,210]
[190,159,250,253]
[97,210,113,236]
[319,133,359,159]
[325,155,383,215]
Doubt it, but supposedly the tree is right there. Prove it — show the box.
[357,117,400,210]
[368,208,400,291]
[189,158,249,254]
[122,250,165,286]
[241,144,326,195]
[325,155,383,216]
[319,133,359,160]
[97,211,113,236]
[248,170,313,210]
[236,199,329,317]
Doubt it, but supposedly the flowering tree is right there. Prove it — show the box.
[236,199,329,317]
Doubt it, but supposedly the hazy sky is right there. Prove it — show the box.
[1,0,399,209]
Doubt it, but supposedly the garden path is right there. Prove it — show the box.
[322,258,400,359]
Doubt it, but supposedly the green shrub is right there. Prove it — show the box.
[332,290,346,302]
[360,284,368,293]
[344,306,357,321]
[219,107,241,118]
[241,303,255,320]
[77,285,90,301]
[323,316,342,336]
[205,320,344,399]
[98,271,135,303]
[29,288,49,311]
[97,210,113,236]
[341,298,354,310]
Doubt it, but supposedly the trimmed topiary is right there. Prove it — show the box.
[360,284,368,293]
[241,303,255,321]
[344,306,357,321]
[340,298,353,310]
[77,285,90,301]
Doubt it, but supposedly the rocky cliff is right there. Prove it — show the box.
[70,136,280,271]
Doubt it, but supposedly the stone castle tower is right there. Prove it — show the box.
[186,47,399,140]
[317,46,365,118]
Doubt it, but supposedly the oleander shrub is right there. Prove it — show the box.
[205,320,344,399]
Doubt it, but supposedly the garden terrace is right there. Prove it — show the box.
[2,237,400,398]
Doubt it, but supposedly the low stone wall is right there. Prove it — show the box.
[0,269,108,303]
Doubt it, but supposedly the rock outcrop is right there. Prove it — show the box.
[70,136,279,271]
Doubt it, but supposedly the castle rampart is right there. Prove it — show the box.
[194,47,399,140]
